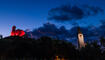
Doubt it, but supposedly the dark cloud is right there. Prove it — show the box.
[82,5,104,16]
[48,5,104,21]
[25,21,105,44]
[48,5,84,21]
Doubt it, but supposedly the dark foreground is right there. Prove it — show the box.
[0,36,105,60]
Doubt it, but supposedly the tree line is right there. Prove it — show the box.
[0,36,105,60]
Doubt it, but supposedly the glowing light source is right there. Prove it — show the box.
[55,56,59,60]
[78,27,85,48]
[11,26,25,37]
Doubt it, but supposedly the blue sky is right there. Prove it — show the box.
[0,0,105,37]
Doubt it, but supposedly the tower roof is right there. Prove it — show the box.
[77,27,82,34]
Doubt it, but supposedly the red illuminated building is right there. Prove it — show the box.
[11,26,25,37]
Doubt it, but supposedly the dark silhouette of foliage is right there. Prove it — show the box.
[0,36,105,60]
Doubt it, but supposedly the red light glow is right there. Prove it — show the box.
[11,26,25,37]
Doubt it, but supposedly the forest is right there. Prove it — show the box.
[0,36,105,60]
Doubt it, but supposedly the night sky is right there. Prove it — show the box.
[0,0,105,37]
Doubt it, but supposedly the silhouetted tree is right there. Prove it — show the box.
[0,36,104,60]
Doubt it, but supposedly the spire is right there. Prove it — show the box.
[77,27,82,34]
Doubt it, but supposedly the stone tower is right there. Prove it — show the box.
[78,27,85,48]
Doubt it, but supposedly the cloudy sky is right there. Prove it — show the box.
[0,0,105,37]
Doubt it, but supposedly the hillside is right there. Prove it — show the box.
[0,36,105,60]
